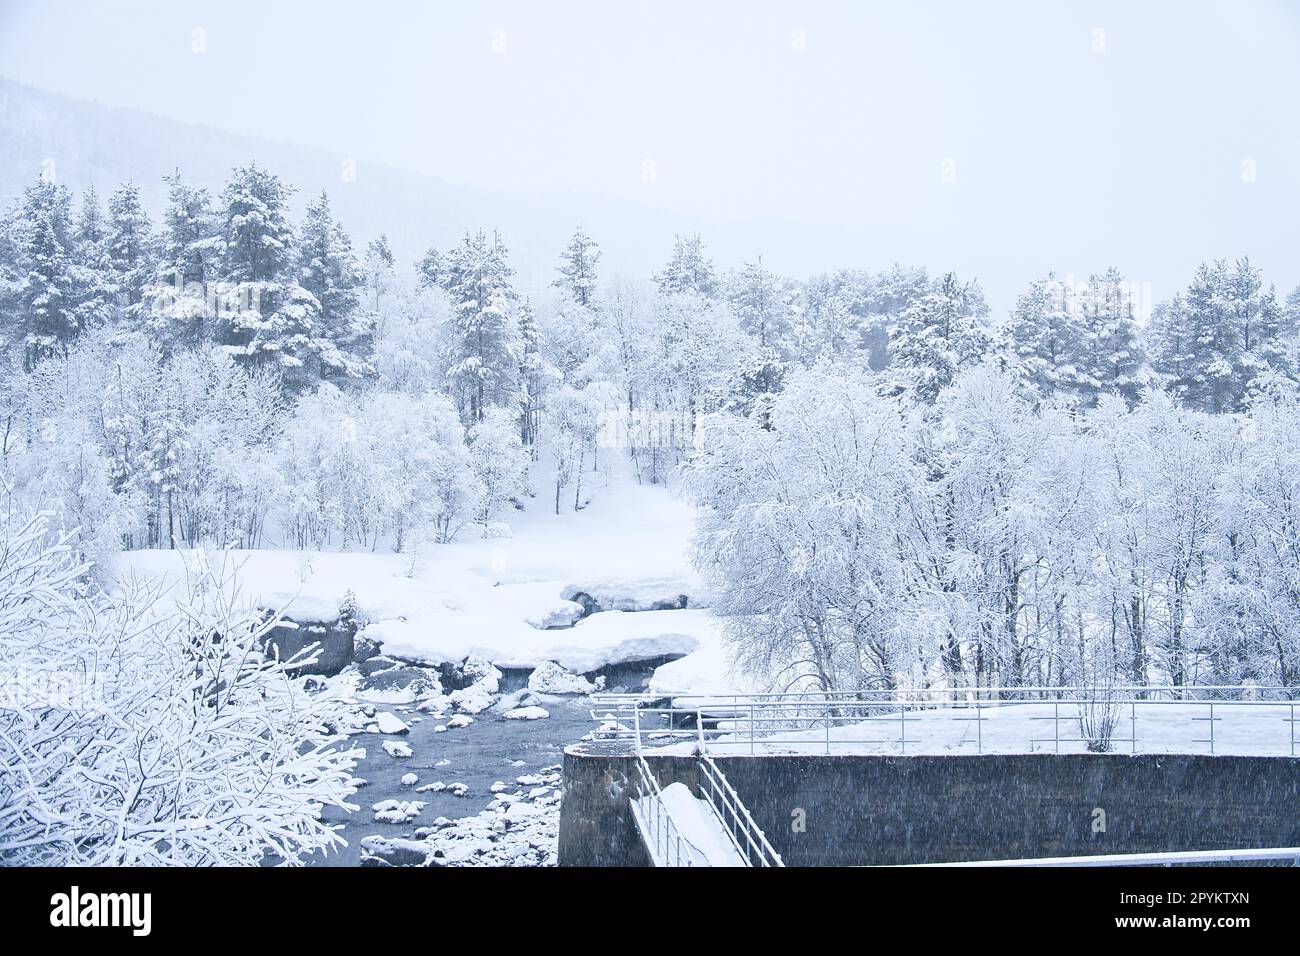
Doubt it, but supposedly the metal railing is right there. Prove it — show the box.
[905,847,1300,867]
[628,751,696,867]
[590,685,1300,757]
[696,754,785,867]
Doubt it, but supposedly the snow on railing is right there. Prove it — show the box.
[590,685,1300,757]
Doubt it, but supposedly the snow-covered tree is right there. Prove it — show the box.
[143,172,222,353]
[654,233,720,298]
[215,164,325,391]
[553,226,600,307]
[426,230,522,423]
[1151,258,1296,412]
[469,405,529,524]
[297,191,372,382]
[0,517,361,865]
[104,181,154,324]
[889,272,993,403]
[10,177,80,369]
[1001,273,1085,402]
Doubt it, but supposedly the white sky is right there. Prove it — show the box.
[2,0,1298,308]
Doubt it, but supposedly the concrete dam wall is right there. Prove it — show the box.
[559,743,1300,866]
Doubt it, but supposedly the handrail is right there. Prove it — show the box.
[695,753,784,867]
[629,751,696,867]
[589,687,1300,757]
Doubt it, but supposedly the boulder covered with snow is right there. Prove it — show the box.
[527,660,596,695]
[447,655,502,713]
[504,705,550,721]
[372,799,425,824]
[560,578,695,614]
[262,614,358,676]
[375,712,410,735]
[359,835,434,867]
[524,600,587,630]
[382,740,413,759]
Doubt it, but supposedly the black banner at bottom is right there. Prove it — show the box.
[0,864,1285,942]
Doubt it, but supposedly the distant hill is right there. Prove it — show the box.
[0,76,740,293]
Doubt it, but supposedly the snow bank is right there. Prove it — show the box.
[109,471,739,687]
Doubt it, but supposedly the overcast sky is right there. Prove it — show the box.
[2,0,1298,308]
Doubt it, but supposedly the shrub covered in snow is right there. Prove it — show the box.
[0,517,361,866]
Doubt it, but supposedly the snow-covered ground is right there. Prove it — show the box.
[109,464,752,689]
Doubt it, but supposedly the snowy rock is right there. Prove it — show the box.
[365,665,440,697]
[504,706,550,721]
[360,835,432,867]
[447,714,474,728]
[524,600,586,630]
[527,661,595,695]
[357,686,420,705]
[560,580,693,613]
[400,772,419,787]
[375,712,410,735]
[382,740,413,759]
[372,799,425,824]
[447,656,502,714]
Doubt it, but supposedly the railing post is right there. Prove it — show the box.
[1209,701,1215,755]
[976,695,983,754]
[899,701,906,755]
[750,702,756,756]
[697,707,705,753]
[633,706,642,754]
[1130,700,1137,754]
[1054,700,1060,753]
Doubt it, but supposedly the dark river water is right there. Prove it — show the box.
[308,697,595,866]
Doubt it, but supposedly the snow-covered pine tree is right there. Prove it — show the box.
[723,259,797,421]
[553,226,601,307]
[215,163,324,391]
[889,271,993,403]
[1001,273,1083,402]
[297,191,372,382]
[365,233,395,313]
[1076,268,1148,406]
[70,185,116,333]
[430,229,522,423]
[143,171,222,352]
[654,233,720,298]
[11,177,80,370]
[516,297,545,449]
[1151,259,1294,413]
[1225,257,1296,401]
[105,182,154,325]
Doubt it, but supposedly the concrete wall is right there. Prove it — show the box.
[559,745,1300,866]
